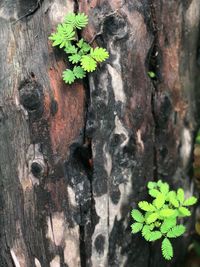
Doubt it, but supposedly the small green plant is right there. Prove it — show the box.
[131,180,197,260]
[148,71,156,78]
[49,12,109,84]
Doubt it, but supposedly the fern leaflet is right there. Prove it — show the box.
[90,47,109,62]
[183,196,197,206]
[73,66,86,79]
[162,238,173,260]
[62,69,75,84]
[81,55,97,72]
[131,209,145,223]
[167,225,185,238]
[131,223,143,234]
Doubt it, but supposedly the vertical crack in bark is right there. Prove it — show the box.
[79,208,87,267]
[73,0,79,14]
[148,2,160,265]
[148,0,160,183]
[73,2,96,266]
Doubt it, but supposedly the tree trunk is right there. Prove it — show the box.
[0,0,199,266]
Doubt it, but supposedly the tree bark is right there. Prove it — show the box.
[0,0,199,266]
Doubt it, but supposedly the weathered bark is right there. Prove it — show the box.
[0,0,199,266]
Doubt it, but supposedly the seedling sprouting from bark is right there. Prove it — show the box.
[49,12,109,84]
[131,180,197,260]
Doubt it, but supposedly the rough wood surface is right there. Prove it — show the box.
[0,0,199,266]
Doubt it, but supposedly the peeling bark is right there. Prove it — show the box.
[0,0,200,267]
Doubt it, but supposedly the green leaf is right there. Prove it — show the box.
[64,44,78,54]
[142,225,162,242]
[62,69,75,84]
[64,12,76,26]
[148,231,162,242]
[160,209,175,218]
[149,223,155,230]
[146,212,159,224]
[162,238,173,260]
[138,201,156,212]
[77,39,91,54]
[142,225,151,241]
[149,189,160,198]
[49,24,76,48]
[153,193,165,209]
[75,13,88,29]
[73,66,86,79]
[131,209,145,223]
[90,47,109,62]
[166,190,176,201]
[157,180,164,187]
[131,222,143,234]
[169,197,179,208]
[147,181,157,189]
[160,183,169,195]
[167,225,185,238]
[80,43,91,53]
[178,207,191,216]
[148,71,156,78]
[69,54,81,64]
[64,12,88,30]
[183,196,197,206]
[160,218,177,234]
[81,55,97,72]
[177,188,184,204]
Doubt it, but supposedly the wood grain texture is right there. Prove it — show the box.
[0,0,199,266]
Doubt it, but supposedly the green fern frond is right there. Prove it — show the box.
[64,12,76,26]
[149,189,160,198]
[149,231,162,241]
[64,44,78,54]
[157,180,164,188]
[178,207,191,216]
[65,12,88,29]
[146,212,159,224]
[131,222,143,234]
[160,218,177,234]
[167,225,185,238]
[142,225,151,241]
[49,24,75,48]
[177,188,184,204]
[81,55,97,72]
[73,66,86,79]
[69,54,81,64]
[138,201,156,212]
[147,181,157,189]
[183,196,197,206]
[169,197,179,208]
[142,225,162,242]
[79,44,91,54]
[62,69,75,84]
[90,47,109,62]
[162,238,173,260]
[153,193,165,209]
[75,13,88,29]
[160,183,169,195]
[159,209,175,218]
[65,13,89,29]
[131,209,145,223]
[166,190,176,201]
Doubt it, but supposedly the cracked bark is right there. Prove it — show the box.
[0,0,200,267]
